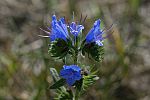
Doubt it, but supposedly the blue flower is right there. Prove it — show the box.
[85,19,104,46]
[60,65,82,86]
[69,22,84,36]
[49,15,69,41]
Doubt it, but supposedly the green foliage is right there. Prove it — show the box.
[74,73,99,94]
[82,42,104,62]
[55,89,73,100]
[82,74,99,91]
[48,39,71,59]
[49,78,66,89]
[49,68,99,99]
[50,68,61,82]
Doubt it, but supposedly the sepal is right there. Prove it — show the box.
[48,39,71,59]
[82,74,99,91]
[74,73,99,92]
[82,42,104,61]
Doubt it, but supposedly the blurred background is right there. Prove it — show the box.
[0,0,150,100]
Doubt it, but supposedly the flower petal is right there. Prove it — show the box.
[70,65,81,72]
[77,25,84,33]
[58,18,68,37]
[85,19,101,43]
[70,22,76,32]
[49,15,68,41]
[74,72,82,80]
[60,65,82,86]
[69,22,84,36]
[60,69,71,79]
[66,77,76,86]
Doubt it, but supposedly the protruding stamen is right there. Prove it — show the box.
[79,13,82,24]
[81,15,87,25]
[38,35,50,38]
[46,26,51,31]
[103,30,114,39]
[40,28,51,35]
[103,23,114,33]
[72,11,75,21]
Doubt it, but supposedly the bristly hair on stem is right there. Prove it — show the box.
[79,13,82,24]
[102,23,114,33]
[78,13,87,25]
[38,27,51,38]
[72,11,75,22]
[81,15,87,25]
[101,23,115,39]
[39,27,51,35]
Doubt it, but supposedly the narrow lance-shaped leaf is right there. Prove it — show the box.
[49,78,66,89]
[50,68,60,82]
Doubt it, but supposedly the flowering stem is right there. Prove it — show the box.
[73,36,79,100]
[62,57,66,64]
[74,36,78,65]
[74,90,79,100]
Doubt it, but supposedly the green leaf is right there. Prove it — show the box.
[55,89,73,100]
[82,42,104,62]
[48,39,70,59]
[74,74,99,93]
[50,68,60,82]
[82,74,99,91]
[49,78,66,89]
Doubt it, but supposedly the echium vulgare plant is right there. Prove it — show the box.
[40,14,112,100]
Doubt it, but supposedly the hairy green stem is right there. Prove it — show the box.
[74,89,80,100]
[62,57,67,64]
[73,36,79,100]
[74,36,78,65]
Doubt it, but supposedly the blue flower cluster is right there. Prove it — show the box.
[85,19,104,46]
[44,15,105,46]
[60,65,81,86]
[43,15,106,86]
[50,15,69,41]
[69,22,84,36]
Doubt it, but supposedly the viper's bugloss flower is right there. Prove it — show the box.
[50,15,69,41]
[85,19,104,46]
[60,65,82,86]
[69,22,84,36]
[40,15,69,41]
[41,15,108,46]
